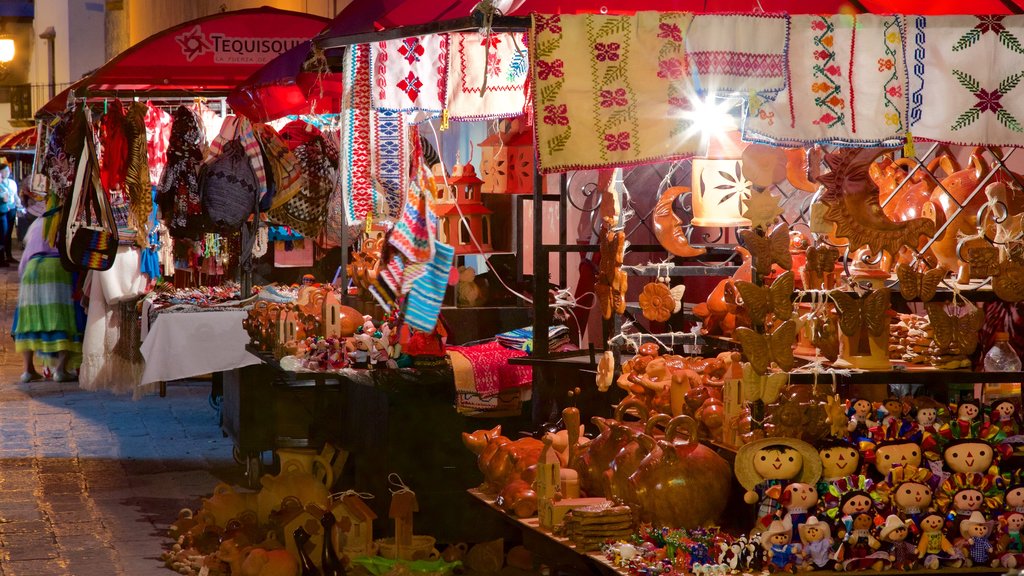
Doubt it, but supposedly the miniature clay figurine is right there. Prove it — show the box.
[766,482,818,543]
[958,510,995,567]
[998,511,1024,568]
[763,520,800,573]
[797,516,833,571]
[736,438,823,531]
[879,514,918,571]
[835,511,890,571]
[917,512,963,569]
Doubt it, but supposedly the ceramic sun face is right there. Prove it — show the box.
[819,444,861,480]
[874,441,923,476]
[753,447,805,481]
[893,482,932,512]
[943,440,995,474]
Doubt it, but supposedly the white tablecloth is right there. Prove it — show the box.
[139,309,261,385]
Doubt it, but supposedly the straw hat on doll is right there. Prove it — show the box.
[736,436,823,491]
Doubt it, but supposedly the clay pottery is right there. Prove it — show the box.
[464,539,505,573]
[629,415,731,529]
[376,535,439,561]
[275,448,335,489]
[572,419,635,498]
[257,461,331,525]
[605,413,671,505]
[929,150,995,271]
[336,305,364,337]
[197,483,258,529]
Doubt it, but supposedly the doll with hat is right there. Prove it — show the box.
[796,516,834,570]
[835,511,890,571]
[871,464,938,527]
[910,396,949,463]
[736,437,823,531]
[935,471,1004,535]
[879,514,918,571]
[957,510,996,567]
[767,482,818,543]
[762,519,800,573]
[996,510,1024,568]
[916,512,964,569]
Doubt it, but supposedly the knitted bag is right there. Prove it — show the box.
[199,139,258,231]
[267,122,336,239]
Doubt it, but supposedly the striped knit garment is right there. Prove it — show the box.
[405,241,454,332]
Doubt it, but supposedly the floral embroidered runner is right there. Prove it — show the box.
[685,13,790,96]
[446,32,530,121]
[910,15,1024,146]
[371,35,449,114]
[531,12,701,174]
[742,14,908,147]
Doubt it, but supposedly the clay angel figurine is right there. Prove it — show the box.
[879,514,918,571]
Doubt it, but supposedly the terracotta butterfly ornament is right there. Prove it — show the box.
[735,270,794,328]
[738,222,793,279]
[925,303,984,356]
[830,287,891,355]
[895,263,947,302]
[734,320,797,374]
[740,361,787,404]
[803,243,840,290]
[653,186,707,258]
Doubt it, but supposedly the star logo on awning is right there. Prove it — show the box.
[176,25,213,62]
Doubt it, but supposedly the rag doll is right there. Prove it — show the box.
[944,399,984,440]
[998,511,1024,568]
[847,398,878,441]
[916,512,963,570]
[878,514,918,571]
[911,397,947,462]
[957,511,995,567]
[835,511,890,571]
[989,398,1021,438]
[877,396,917,440]
[871,464,936,527]
[763,520,800,573]
[737,439,822,531]
[871,439,923,478]
[834,490,878,541]
[797,516,833,571]
[767,482,818,543]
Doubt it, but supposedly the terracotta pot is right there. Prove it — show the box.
[605,414,671,506]
[257,463,330,525]
[198,483,258,529]
[629,415,731,529]
[929,151,998,271]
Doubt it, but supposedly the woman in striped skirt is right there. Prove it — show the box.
[11,208,83,383]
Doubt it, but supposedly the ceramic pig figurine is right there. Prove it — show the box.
[463,425,546,495]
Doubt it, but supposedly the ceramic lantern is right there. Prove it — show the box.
[433,163,494,254]
[478,118,533,194]
[691,131,752,227]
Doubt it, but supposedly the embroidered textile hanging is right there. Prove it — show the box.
[685,13,790,96]
[742,14,909,148]
[371,34,449,114]
[341,44,376,224]
[910,15,1024,147]
[531,12,701,174]
[371,109,409,220]
[446,32,530,121]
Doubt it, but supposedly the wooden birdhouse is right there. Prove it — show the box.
[389,489,419,548]
[433,163,493,254]
[330,493,378,558]
[277,498,323,568]
[478,117,533,194]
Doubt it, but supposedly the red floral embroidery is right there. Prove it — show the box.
[398,38,425,64]
[886,85,903,98]
[877,58,894,72]
[974,88,1005,113]
[811,20,828,31]
[657,58,684,80]
[599,88,628,108]
[975,15,1007,34]
[535,14,562,34]
[825,65,841,76]
[536,59,564,80]
[604,131,630,151]
[486,53,502,77]
[479,35,502,49]
[658,22,682,42]
[594,42,621,62]
[397,71,423,101]
[543,104,569,126]
[668,96,690,112]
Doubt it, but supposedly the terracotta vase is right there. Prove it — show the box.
[604,413,671,506]
[629,415,731,529]
[929,151,997,271]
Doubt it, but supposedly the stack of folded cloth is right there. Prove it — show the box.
[497,325,571,353]
[556,503,635,552]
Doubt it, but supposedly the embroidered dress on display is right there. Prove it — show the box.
[685,13,790,96]
[341,44,376,224]
[372,35,449,114]
[531,11,701,174]
[911,15,1024,146]
[743,14,909,147]
[446,32,530,121]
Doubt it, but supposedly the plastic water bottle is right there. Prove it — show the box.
[983,332,1022,372]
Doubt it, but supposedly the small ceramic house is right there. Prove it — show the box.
[330,493,377,558]
[478,119,533,194]
[277,499,323,567]
[433,164,493,254]
[323,290,344,339]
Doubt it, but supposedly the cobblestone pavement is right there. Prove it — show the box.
[0,259,239,575]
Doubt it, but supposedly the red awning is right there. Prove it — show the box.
[228,40,344,122]
[0,127,36,150]
[36,7,328,117]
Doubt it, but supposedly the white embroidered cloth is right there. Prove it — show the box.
[685,13,789,95]
[742,14,908,147]
[910,15,1024,147]
[446,32,530,121]
[371,35,449,113]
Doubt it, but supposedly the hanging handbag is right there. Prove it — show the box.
[59,106,119,272]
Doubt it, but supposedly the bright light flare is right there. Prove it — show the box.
[0,38,14,64]
[676,93,742,155]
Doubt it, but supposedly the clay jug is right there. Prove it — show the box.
[929,150,993,270]
[571,398,651,497]
[257,461,331,525]
[605,413,671,505]
[629,415,731,529]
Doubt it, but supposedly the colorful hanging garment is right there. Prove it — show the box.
[42,107,87,245]
[910,15,1024,147]
[742,14,909,147]
[257,123,306,211]
[404,240,455,332]
[685,13,790,96]
[144,103,172,184]
[371,34,449,114]
[158,106,205,238]
[125,103,153,245]
[446,31,530,121]
[99,101,128,197]
[371,109,409,220]
[267,121,336,239]
[205,115,268,203]
[320,126,344,248]
[341,44,376,224]
[531,12,701,174]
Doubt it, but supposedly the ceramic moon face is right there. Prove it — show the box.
[753,447,804,480]
[819,444,860,480]
[943,440,994,474]
[874,441,922,476]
